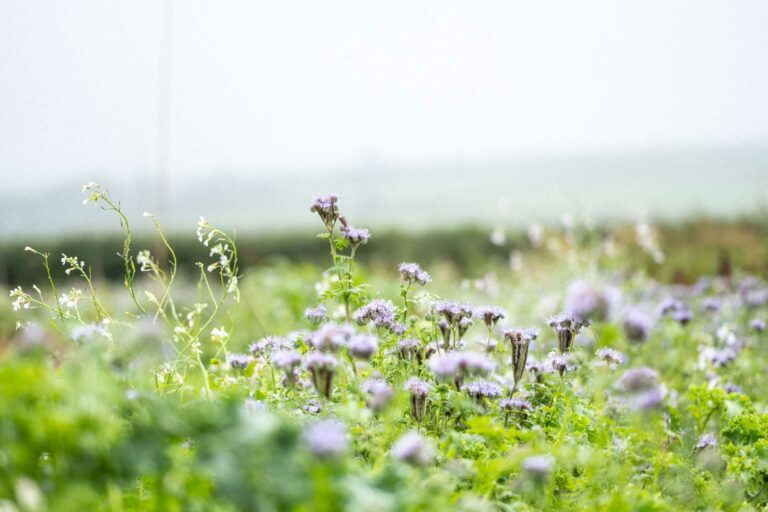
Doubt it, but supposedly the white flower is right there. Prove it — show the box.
[211,327,229,341]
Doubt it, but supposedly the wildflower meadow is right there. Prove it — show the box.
[2,184,768,511]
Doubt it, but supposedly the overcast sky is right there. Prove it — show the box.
[1,1,768,193]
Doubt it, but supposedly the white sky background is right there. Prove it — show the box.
[1,1,768,194]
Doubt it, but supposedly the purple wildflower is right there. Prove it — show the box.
[750,318,766,333]
[341,225,371,248]
[504,328,538,387]
[565,280,617,322]
[465,380,502,401]
[354,299,396,329]
[500,398,532,412]
[695,434,718,451]
[304,419,347,458]
[391,432,434,467]
[475,306,507,330]
[305,323,354,353]
[249,335,293,356]
[596,348,626,367]
[615,367,664,411]
[304,305,328,325]
[522,455,554,479]
[348,334,379,360]
[549,354,570,377]
[227,353,252,370]
[362,378,393,412]
[399,262,431,286]
[310,194,339,229]
[701,298,722,313]
[622,308,652,343]
[302,399,322,414]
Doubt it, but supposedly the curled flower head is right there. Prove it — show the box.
[404,378,432,422]
[348,334,379,360]
[504,328,537,386]
[548,314,590,354]
[354,300,396,329]
[399,262,431,286]
[475,306,507,330]
[391,432,434,467]
[304,419,347,458]
[434,300,474,326]
[549,354,571,377]
[340,225,371,248]
[310,194,339,229]
[304,305,327,325]
[305,323,354,353]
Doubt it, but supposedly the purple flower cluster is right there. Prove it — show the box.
[614,367,664,411]
[227,353,252,370]
[475,305,507,330]
[404,378,432,422]
[341,225,371,248]
[398,262,431,286]
[348,334,379,360]
[565,280,618,322]
[310,194,339,229]
[658,298,693,325]
[391,432,434,467]
[429,351,495,389]
[304,419,347,458]
[622,308,653,343]
[305,323,354,353]
[465,380,502,401]
[596,348,626,367]
[354,299,396,329]
[304,304,328,325]
[249,336,293,357]
[362,377,393,412]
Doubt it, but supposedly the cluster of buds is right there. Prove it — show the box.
[404,378,432,422]
[310,194,340,230]
[434,300,474,349]
[504,328,539,388]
